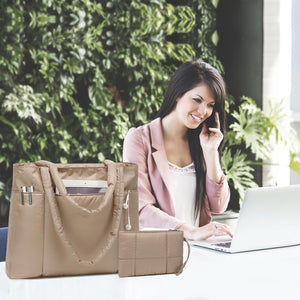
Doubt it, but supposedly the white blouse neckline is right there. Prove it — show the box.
[167,161,195,173]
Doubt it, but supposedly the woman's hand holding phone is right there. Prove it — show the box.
[200,111,223,152]
[199,111,224,183]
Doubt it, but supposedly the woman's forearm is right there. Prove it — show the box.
[203,149,223,183]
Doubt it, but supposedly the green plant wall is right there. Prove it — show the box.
[0,0,221,166]
[0,0,223,224]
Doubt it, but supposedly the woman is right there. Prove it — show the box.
[123,60,232,240]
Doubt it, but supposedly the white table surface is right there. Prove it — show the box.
[1,244,300,300]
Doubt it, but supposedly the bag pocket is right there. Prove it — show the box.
[6,190,45,278]
[54,193,113,258]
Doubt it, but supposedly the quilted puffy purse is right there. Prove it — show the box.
[118,230,190,277]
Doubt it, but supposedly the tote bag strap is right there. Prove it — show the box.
[37,160,124,266]
[36,160,117,197]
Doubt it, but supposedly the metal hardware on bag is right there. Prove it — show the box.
[123,195,129,209]
[20,186,26,205]
[123,191,131,230]
[28,186,33,205]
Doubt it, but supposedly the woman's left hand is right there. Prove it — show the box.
[200,111,223,152]
[179,222,233,241]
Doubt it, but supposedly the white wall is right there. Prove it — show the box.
[263,0,292,186]
[290,0,300,184]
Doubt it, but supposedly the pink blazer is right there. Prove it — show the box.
[123,117,230,229]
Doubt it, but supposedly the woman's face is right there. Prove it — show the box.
[175,83,215,129]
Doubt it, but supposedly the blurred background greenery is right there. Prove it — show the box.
[1,0,299,226]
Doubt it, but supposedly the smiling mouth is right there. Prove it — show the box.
[191,114,202,123]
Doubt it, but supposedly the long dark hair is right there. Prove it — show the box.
[157,60,226,221]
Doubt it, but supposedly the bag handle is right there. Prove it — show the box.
[36,160,117,214]
[38,160,124,266]
[175,238,191,276]
[36,160,116,195]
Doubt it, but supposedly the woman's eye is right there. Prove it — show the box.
[193,98,202,103]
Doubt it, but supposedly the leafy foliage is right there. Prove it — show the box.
[223,96,300,204]
[290,154,300,174]
[222,148,258,198]
[267,99,300,154]
[3,85,45,124]
[229,96,271,160]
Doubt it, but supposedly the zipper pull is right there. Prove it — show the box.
[123,191,132,230]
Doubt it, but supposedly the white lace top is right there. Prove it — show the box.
[168,161,199,226]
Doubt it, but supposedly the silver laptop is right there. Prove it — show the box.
[190,185,300,253]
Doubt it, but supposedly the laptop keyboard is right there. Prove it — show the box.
[214,241,232,248]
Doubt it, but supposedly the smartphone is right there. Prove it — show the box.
[205,111,217,131]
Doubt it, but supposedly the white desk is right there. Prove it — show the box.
[1,245,300,300]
